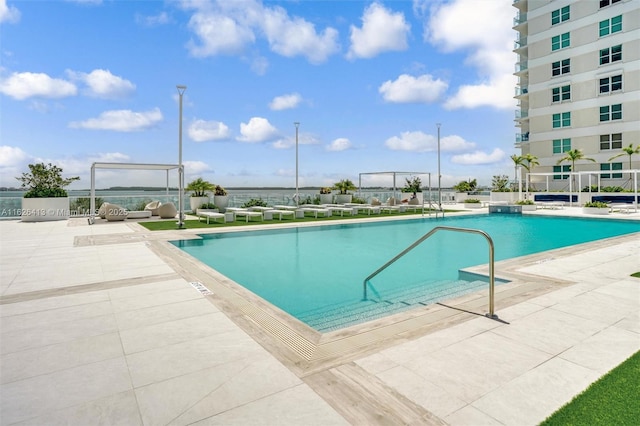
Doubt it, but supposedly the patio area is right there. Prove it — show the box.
[0,206,638,425]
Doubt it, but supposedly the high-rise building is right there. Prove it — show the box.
[513,0,639,191]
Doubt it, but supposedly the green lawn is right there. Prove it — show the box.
[139,209,447,231]
[540,350,640,425]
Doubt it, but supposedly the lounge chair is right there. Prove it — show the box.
[104,203,128,221]
[157,202,178,219]
[145,200,162,216]
[198,211,226,224]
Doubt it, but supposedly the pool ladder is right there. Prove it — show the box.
[363,226,497,319]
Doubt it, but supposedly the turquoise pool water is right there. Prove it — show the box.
[172,215,639,331]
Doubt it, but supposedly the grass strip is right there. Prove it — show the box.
[540,350,640,425]
[139,209,451,231]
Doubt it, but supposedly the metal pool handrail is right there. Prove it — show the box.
[362,226,497,318]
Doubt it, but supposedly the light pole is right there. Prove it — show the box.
[294,122,300,206]
[437,123,442,210]
[177,85,187,229]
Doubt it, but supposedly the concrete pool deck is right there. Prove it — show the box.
[1,206,638,425]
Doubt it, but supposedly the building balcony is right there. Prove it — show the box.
[515,62,528,73]
[516,132,530,143]
[513,12,527,26]
[515,86,529,97]
[514,37,528,49]
[515,110,529,119]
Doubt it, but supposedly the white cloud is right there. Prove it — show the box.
[183,160,212,175]
[269,93,301,110]
[0,145,28,167]
[426,0,516,110]
[65,0,102,4]
[444,74,515,110]
[379,74,447,103]
[385,131,475,152]
[347,2,410,59]
[136,11,171,26]
[261,6,340,64]
[0,72,77,100]
[0,0,20,24]
[272,132,319,149]
[67,69,135,99]
[188,119,230,142]
[237,117,278,143]
[183,0,339,64]
[327,138,352,152]
[451,148,506,165]
[187,12,256,56]
[69,108,163,132]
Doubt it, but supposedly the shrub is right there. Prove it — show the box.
[214,185,228,196]
[491,175,511,192]
[319,187,332,194]
[241,198,267,208]
[464,198,481,203]
[70,197,104,214]
[401,176,422,193]
[453,178,477,192]
[16,162,80,198]
[584,201,609,208]
[515,199,534,205]
[198,202,218,209]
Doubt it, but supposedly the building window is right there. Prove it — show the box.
[552,85,571,103]
[553,138,571,154]
[552,59,570,76]
[600,0,621,8]
[600,104,622,122]
[600,133,622,150]
[553,165,570,180]
[599,75,622,94]
[599,15,622,37]
[599,45,622,65]
[552,33,570,51]
[552,6,570,25]
[600,163,622,179]
[552,112,571,128]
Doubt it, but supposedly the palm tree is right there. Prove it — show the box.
[556,149,595,190]
[608,144,640,188]
[510,154,525,190]
[522,153,539,190]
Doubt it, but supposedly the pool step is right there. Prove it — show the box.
[297,279,488,332]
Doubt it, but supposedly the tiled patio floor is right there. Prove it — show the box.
[1,207,638,425]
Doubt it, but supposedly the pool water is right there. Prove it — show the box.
[172,215,639,331]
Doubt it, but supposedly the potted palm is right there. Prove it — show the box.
[186,178,215,212]
[332,179,357,204]
[213,185,229,212]
[16,162,80,222]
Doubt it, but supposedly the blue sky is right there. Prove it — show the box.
[1,0,518,190]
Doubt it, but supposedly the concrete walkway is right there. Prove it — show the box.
[1,207,638,425]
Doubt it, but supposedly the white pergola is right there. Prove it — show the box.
[358,171,433,201]
[89,162,182,224]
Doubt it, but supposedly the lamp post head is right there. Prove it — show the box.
[176,85,187,95]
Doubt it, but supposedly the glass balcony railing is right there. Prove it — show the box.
[515,110,529,119]
[514,37,528,49]
[515,86,529,96]
[513,12,527,26]
[516,132,530,143]
[515,62,528,73]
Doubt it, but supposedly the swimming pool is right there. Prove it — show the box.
[172,215,639,331]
